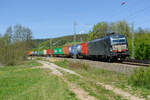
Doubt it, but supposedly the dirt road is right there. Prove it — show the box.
[38,60,145,100]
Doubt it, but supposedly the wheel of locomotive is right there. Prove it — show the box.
[108,57,112,62]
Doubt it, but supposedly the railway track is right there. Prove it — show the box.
[46,56,150,67]
[36,56,150,74]
[60,57,150,67]
[121,59,150,67]
[56,57,150,67]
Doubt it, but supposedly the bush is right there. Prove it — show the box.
[81,63,89,70]
[68,61,89,70]
[128,67,150,89]
[135,42,150,60]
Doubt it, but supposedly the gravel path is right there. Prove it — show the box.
[97,82,144,100]
[38,60,145,100]
[38,60,97,100]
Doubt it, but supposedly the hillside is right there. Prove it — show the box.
[32,34,88,50]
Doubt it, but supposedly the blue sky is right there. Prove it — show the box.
[0,0,150,39]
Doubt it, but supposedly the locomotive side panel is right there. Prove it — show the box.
[87,39,106,56]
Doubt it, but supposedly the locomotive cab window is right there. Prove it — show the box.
[111,37,126,45]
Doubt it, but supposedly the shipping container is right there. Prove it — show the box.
[47,49,51,55]
[35,51,38,55]
[76,44,81,54]
[37,51,40,55]
[38,51,41,55]
[43,50,47,55]
[31,51,34,55]
[69,45,80,55]
[62,46,70,55]
[57,48,63,55]
[54,48,58,55]
[38,51,43,56]
[52,50,54,54]
[53,48,63,55]
[69,46,72,55]
[27,51,32,56]
[69,46,74,55]
[80,43,87,55]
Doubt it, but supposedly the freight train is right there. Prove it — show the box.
[28,33,129,61]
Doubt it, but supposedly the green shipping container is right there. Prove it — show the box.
[37,51,43,55]
[40,51,44,55]
[54,48,63,55]
[37,51,40,55]
[54,48,58,55]
[57,48,63,55]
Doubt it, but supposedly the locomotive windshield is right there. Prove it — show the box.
[111,37,126,45]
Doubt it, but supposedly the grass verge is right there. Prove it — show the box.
[55,60,127,100]
[54,59,150,99]
[0,60,78,100]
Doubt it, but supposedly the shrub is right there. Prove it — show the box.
[135,42,150,60]
[68,61,89,70]
[81,63,89,70]
[128,67,150,89]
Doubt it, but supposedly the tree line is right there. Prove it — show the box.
[0,25,33,65]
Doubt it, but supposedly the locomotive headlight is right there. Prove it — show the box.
[110,47,113,51]
[112,45,117,50]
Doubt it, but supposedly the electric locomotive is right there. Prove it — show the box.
[87,33,129,61]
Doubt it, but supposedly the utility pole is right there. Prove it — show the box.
[79,31,83,42]
[50,39,52,57]
[131,23,135,59]
[80,35,83,42]
[73,21,77,60]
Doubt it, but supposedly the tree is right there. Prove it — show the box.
[135,42,150,60]
[88,22,109,40]
[88,21,131,41]
[115,21,130,37]
[4,26,12,45]
[0,25,33,65]
[13,24,23,42]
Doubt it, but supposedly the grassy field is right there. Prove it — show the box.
[54,60,127,100]
[54,60,150,99]
[0,60,78,100]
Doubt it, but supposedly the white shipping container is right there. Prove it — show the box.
[43,50,47,55]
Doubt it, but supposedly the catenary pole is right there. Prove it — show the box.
[73,21,77,60]
[50,39,52,57]
[131,23,135,59]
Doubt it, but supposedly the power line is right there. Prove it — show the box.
[97,0,149,23]
[136,20,150,28]
[124,5,150,19]
[96,0,141,21]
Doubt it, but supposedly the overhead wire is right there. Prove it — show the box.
[106,0,150,29]
[34,32,74,39]
[34,0,150,39]
[124,5,150,20]
[97,0,141,22]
